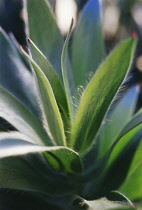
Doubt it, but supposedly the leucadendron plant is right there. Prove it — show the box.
[0,0,142,209]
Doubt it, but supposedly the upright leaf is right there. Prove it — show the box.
[28,39,70,131]
[22,50,66,146]
[27,0,64,78]
[119,133,142,200]
[61,19,75,124]
[71,38,136,153]
[98,85,139,158]
[71,0,105,90]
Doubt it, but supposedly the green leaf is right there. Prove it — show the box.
[27,0,64,78]
[61,19,75,124]
[0,132,82,175]
[119,133,142,200]
[81,128,142,200]
[0,28,45,125]
[71,0,105,90]
[28,39,70,132]
[0,156,73,197]
[117,108,142,141]
[71,38,136,153]
[0,87,53,146]
[22,50,66,146]
[98,85,139,158]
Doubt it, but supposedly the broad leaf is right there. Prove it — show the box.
[98,85,139,158]
[27,0,64,78]
[0,155,73,197]
[0,87,53,146]
[71,38,136,153]
[0,29,44,125]
[28,39,70,131]
[71,0,105,90]
[0,132,82,175]
[22,50,66,146]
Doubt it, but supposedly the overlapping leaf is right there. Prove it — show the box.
[71,38,136,153]
[0,29,45,126]
[22,50,66,146]
[28,39,70,131]
[0,134,82,175]
[0,87,52,146]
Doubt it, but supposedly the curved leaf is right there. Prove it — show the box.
[0,28,45,125]
[71,38,136,153]
[0,87,53,146]
[71,0,105,90]
[0,156,73,197]
[28,39,70,131]
[27,0,64,78]
[0,132,82,178]
[22,50,66,146]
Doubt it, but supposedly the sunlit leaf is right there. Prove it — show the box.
[22,49,66,146]
[28,39,70,131]
[71,38,136,153]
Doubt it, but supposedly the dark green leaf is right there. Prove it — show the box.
[0,155,73,197]
[0,132,82,175]
[0,28,45,125]
[71,38,136,153]
[27,0,64,78]
[0,87,52,146]
[71,0,105,90]
[80,128,142,200]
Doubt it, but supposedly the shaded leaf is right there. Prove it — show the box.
[0,87,52,146]
[71,38,136,153]
[98,85,139,158]
[27,0,64,78]
[80,128,142,200]
[0,28,45,125]
[71,0,105,90]
[0,132,82,175]
[0,155,73,197]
